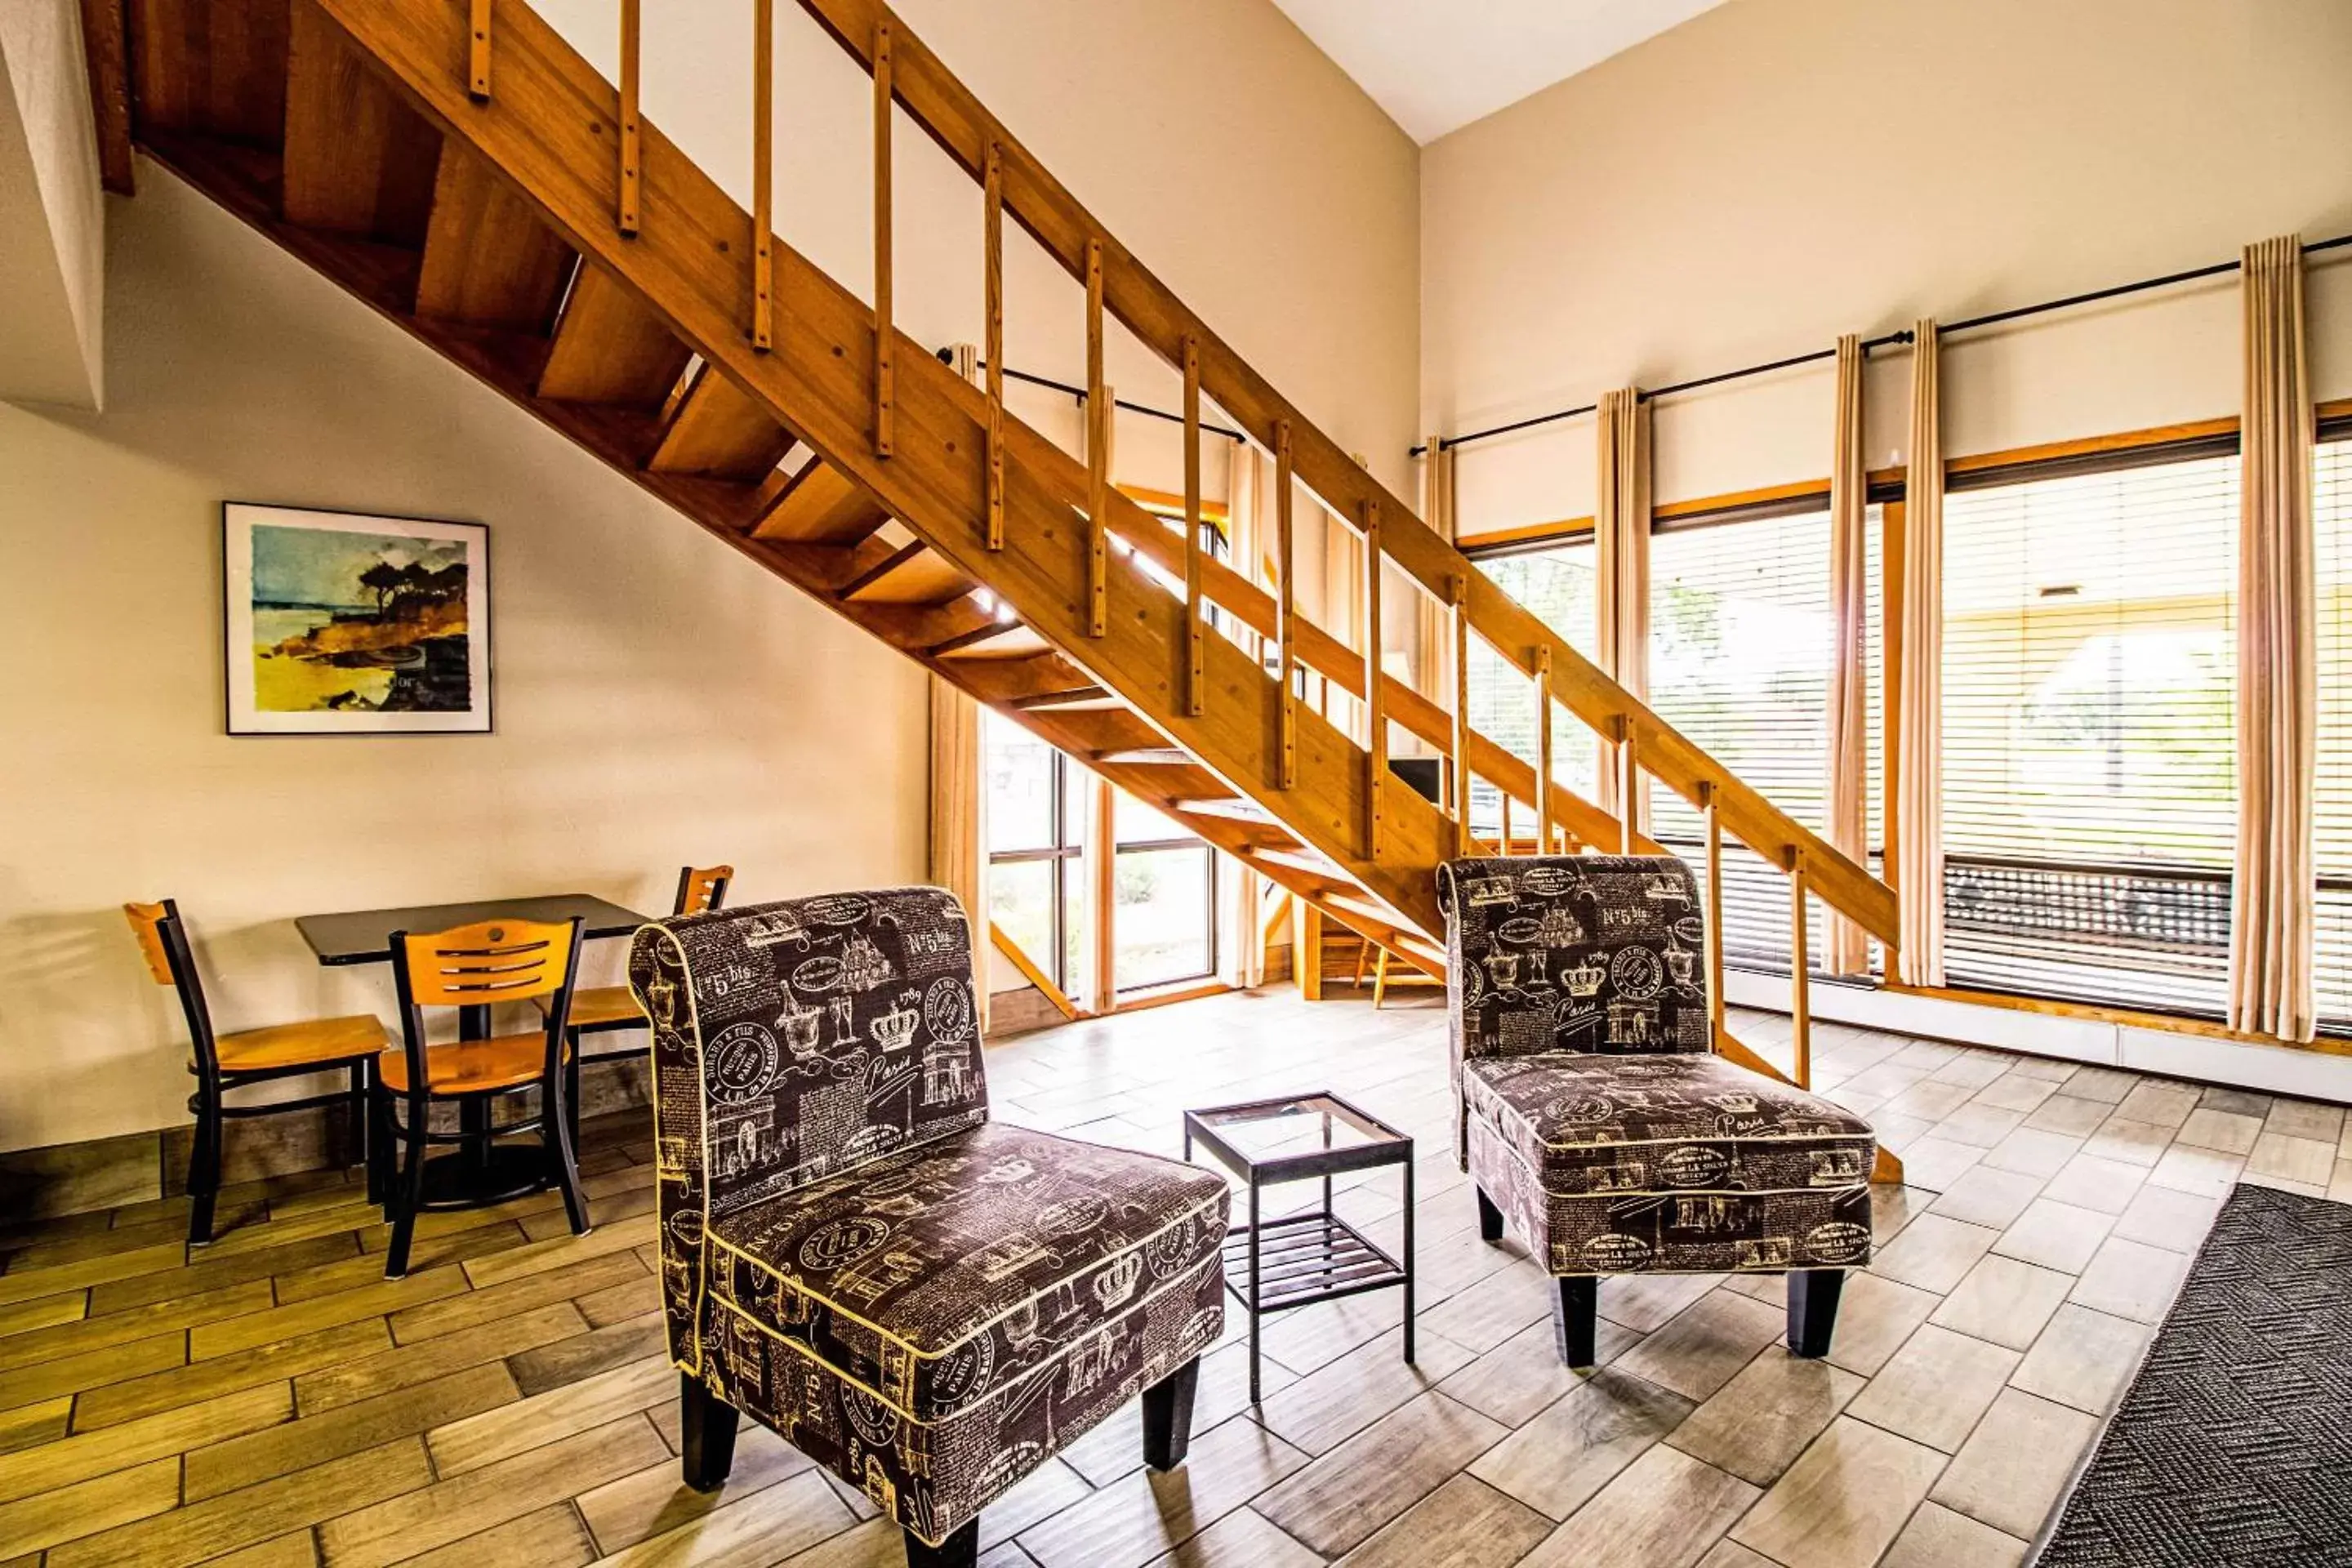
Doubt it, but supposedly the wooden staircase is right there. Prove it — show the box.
[104,0,1900,1107]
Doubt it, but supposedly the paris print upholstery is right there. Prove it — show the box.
[1437,856,1876,1277]
[632,889,1228,1548]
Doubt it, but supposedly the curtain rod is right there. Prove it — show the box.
[1414,230,2352,458]
[934,350,1248,443]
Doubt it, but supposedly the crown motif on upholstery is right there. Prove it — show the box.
[1564,956,1607,997]
[869,990,920,1053]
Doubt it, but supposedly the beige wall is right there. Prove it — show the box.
[0,0,1419,1154]
[1421,0,2352,530]
[0,0,105,407]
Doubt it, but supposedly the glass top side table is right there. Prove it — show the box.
[1183,1091,1414,1402]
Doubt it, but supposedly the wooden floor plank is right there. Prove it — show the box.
[91,1234,362,1315]
[191,1267,467,1360]
[47,1437,434,1568]
[0,1453,180,1559]
[274,1218,529,1305]
[0,1327,185,1412]
[74,1318,394,1430]
[573,1422,814,1555]
[295,1301,587,1415]
[0,1290,88,1339]
[0,1382,291,1506]
[389,1252,647,1345]
[0,1399,71,1457]
[185,1363,519,1501]
[425,1353,671,1476]
[0,1279,273,1372]
[459,1213,659,1290]
[507,1311,668,1396]
[0,1241,186,1307]
[399,1503,597,1568]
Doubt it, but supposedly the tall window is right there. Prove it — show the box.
[1648,506,1881,968]
[1940,453,2238,1014]
[986,715,1088,994]
[2314,433,2352,1029]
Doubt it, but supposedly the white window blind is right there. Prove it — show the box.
[1940,455,2238,1014]
[2314,436,2352,1031]
[1647,508,1882,969]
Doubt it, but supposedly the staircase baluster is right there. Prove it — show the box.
[1533,647,1554,855]
[1701,782,1726,1038]
[1275,419,1296,790]
[1085,238,1108,635]
[983,141,1004,550]
[1500,792,1512,858]
[751,0,773,352]
[1183,336,1205,717]
[1615,715,1637,853]
[1787,844,1812,1087]
[617,0,639,234]
[1449,574,1472,858]
[872,19,894,457]
[467,0,491,100]
[1362,500,1385,860]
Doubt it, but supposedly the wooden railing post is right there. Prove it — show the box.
[467,0,491,100]
[1362,500,1385,860]
[751,0,774,352]
[1700,782,1726,1038]
[1499,793,1512,857]
[1615,716,1638,853]
[871,19,894,457]
[1274,420,1296,789]
[1786,844,1811,1088]
[1533,647,1554,855]
[1449,573,1472,858]
[617,0,640,234]
[982,140,1004,550]
[1085,238,1108,635]
[1183,335,1205,717]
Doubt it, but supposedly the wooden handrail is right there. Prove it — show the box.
[789,0,1897,949]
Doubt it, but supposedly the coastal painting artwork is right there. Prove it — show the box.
[223,504,492,734]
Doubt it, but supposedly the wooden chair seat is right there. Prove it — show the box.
[538,984,643,1031]
[204,1014,390,1074]
[376,1033,568,1095]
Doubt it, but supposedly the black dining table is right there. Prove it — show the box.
[296,892,654,1187]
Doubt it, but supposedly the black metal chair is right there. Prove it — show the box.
[538,865,730,1136]
[123,900,388,1245]
[376,916,590,1277]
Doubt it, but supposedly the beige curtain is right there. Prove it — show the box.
[1595,388,1651,825]
[1824,336,1872,974]
[2230,235,2318,1042]
[1895,321,1945,987]
[1416,438,1458,709]
[928,675,991,1033]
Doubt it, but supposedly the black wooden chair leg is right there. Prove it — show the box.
[680,1373,740,1492]
[186,1088,223,1246]
[1475,1186,1504,1244]
[1142,1356,1200,1472]
[1552,1276,1598,1369]
[902,1518,979,1568]
[1787,1268,1846,1358]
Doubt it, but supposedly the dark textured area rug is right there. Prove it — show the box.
[2038,1183,2352,1566]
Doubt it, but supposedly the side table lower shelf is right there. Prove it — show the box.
[1225,1211,1408,1311]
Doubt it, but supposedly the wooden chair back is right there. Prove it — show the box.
[123,898,220,1077]
[675,865,734,917]
[390,917,585,1098]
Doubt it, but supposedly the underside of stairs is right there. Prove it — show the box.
[107,0,1895,1018]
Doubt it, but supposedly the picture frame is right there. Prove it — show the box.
[221,502,493,736]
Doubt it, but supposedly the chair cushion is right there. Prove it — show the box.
[1462,1050,1875,1197]
[707,1122,1228,1423]
[210,1014,388,1073]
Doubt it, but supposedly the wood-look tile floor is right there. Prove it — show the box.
[5,991,2350,1567]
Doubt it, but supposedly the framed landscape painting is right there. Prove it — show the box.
[223,504,492,735]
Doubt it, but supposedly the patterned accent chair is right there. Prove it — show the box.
[631,889,1228,1568]
[1438,854,1877,1368]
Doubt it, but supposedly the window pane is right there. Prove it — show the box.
[2315,438,2351,1030]
[1942,456,2238,1013]
[985,715,1056,854]
[1116,847,1215,989]
[1468,541,1600,833]
[1062,855,1090,1000]
[989,860,1055,987]
[1114,786,1193,847]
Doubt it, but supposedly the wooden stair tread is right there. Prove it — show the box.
[538,265,693,408]
[1006,686,1111,710]
[648,365,796,480]
[840,545,975,606]
[752,461,893,546]
[414,143,575,331]
[280,0,439,247]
